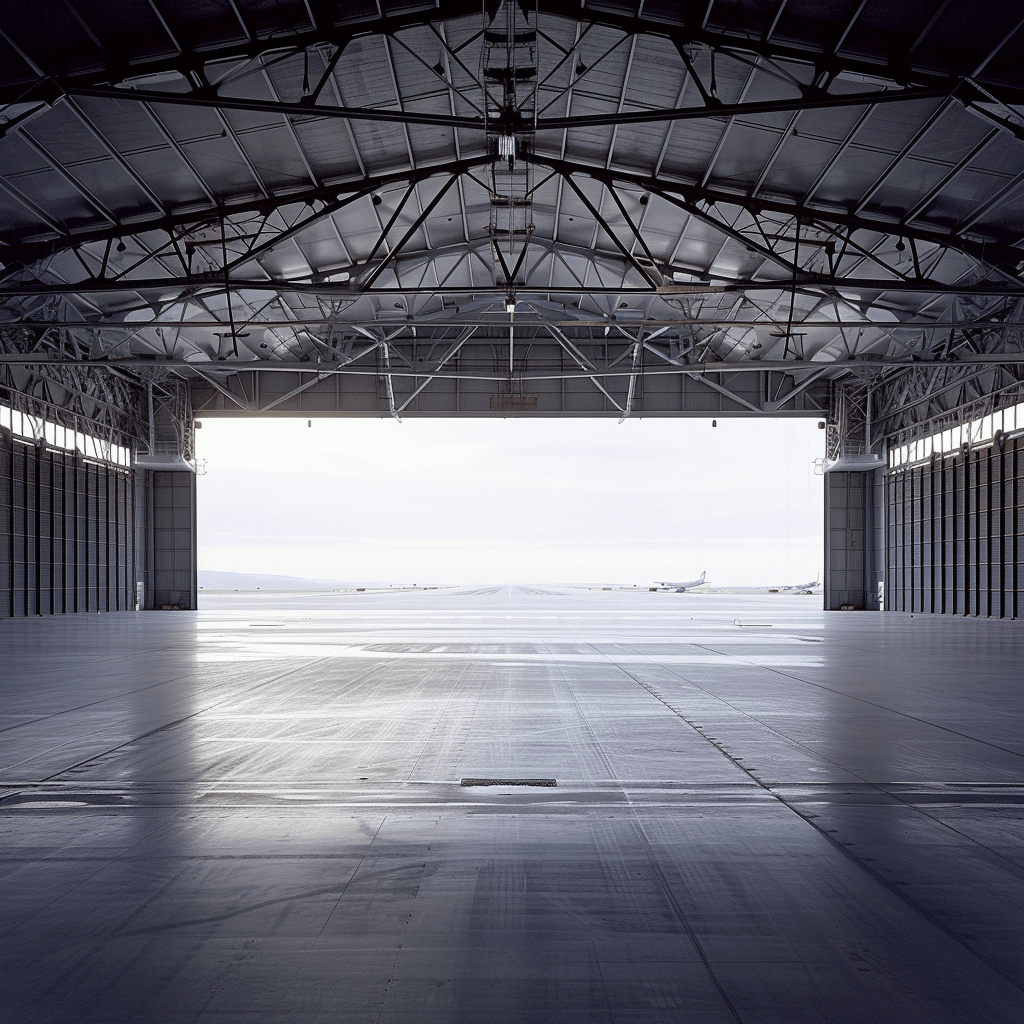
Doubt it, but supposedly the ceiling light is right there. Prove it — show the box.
[505,296,516,314]
[497,134,515,162]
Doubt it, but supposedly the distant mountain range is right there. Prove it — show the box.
[198,570,387,590]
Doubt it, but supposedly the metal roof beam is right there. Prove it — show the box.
[6,276,1024,299]
[8,315,1016,333]
[4,3,1023,106]
[48,79,950,133]
[530,154,1024,272]
[7,353,1023,374]
[0,156,490,274]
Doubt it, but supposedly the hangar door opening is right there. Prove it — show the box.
[194,418,824,591]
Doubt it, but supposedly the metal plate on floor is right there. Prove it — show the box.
[460,778,557,787]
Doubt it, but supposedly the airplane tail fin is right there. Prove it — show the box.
[699,571,706,583]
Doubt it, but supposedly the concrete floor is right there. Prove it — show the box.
[1,586,1022,1023]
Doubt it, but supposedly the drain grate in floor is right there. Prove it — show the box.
[460,778,557,787]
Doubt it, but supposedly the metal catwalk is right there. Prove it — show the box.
[1,587,1022,1022]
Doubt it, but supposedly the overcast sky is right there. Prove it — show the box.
[195,416,824,586]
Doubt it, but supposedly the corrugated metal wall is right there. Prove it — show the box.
[885,433,1022,618]
[0,430,135,617]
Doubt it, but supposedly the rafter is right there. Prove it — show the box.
[0,156,492,276]
[0,2,1017,105]
[45,78,949,135]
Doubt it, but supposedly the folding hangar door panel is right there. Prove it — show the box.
[0,430,136,617]
[885,435,1023,618]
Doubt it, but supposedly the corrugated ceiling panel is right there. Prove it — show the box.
[291,120,360,182]
[912,109,992,164]
[74,0,182,60]
[389,34,448,100]
[970,135,1024,180]
[658,119,726,182]
[347,121,412,174]
[0,170,97,232]
[708,122,787,190]
[842,0,933,61]
[785,103,875,151]
[144,0,247,52]
[922,169,1024,233]
[0,194,41,235]
[852,99,947,154]
[232,123,316,190]
[0,135,52,180]
[810,147,898,209]
[758,134,857,198]
[335,37,396,107]
[870,159,971,224]
[562,126,617,167]
[911,1,1020,81]
[21,110,109,165]
[622,38,685,109]
[0,4,103,78]
[177,136,268,198]
[403,122,458,167]
[699,0,778,36]
[145,100,233,149]
[73,95,169,154]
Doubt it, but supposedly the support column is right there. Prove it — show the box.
[0,429,11,617]
[824,465,884,610]
[134,378,198,610]
[136,467,197,610]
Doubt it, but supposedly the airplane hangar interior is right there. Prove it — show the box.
[1,1,1023,1021]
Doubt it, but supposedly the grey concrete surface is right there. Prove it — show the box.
[1,587,1022,1023]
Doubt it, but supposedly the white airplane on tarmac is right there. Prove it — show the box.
[655,572,707,593]
[652,573,821,595]
[775,577,820,593]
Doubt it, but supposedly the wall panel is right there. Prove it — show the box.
[885,434,1023,618]
[0,432,135,617]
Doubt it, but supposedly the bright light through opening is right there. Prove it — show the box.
[195,418,824,587]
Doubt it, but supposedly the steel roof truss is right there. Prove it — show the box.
[396,327,476,413]
[361,175,459,289]
[559,173,657,288]
[544,323,624,412]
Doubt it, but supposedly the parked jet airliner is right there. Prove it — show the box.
[655,572,707,592]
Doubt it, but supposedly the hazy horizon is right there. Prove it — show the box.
[196,417,824,587]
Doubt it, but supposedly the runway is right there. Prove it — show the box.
[1,586,1022,1022]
